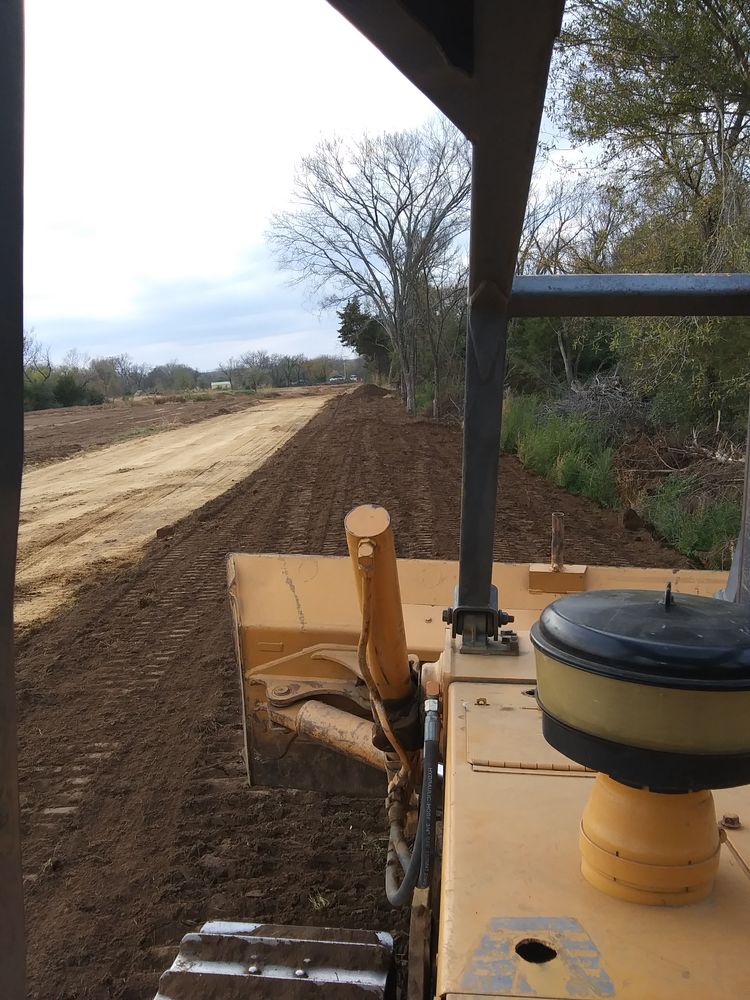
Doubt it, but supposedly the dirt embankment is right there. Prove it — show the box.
[17,388,688,1000]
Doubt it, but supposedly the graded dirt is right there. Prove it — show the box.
[23,385,340,467]
[17,389,690,1000]
[17,393,329,626]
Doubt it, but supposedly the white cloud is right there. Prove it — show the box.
[24,0,436,365]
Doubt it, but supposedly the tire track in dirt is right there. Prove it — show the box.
[16,387,688,1000]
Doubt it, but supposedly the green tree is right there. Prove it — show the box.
[555,0,750,428]
[557,0,750,268]
[337,299,391,383]
[148,361,198,392]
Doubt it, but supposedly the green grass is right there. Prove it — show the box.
[641,474,741,567]
[502,395,741,565]
[500,394,540,452]
[415,382,434,416]
[502,396,619,508]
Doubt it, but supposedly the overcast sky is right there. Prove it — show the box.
[24,2,569,371]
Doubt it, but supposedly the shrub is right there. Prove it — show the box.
[86,387,105,406]
[53,373,87,407]
[642,474,741,567]
[24,379,57,411]
[584,449,620,508]
[554,448,589,493]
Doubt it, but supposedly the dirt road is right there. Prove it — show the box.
[17,388,689,1000]
[17,394,329,626]
[23,386,341,466]
[24,394,257,466]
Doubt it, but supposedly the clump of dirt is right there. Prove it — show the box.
[355,383,390,400]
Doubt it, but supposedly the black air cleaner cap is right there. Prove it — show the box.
[530,589,750,690]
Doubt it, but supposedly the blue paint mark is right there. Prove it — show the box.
[462,916,615,998]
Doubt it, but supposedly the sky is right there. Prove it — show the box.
[24,2,572,371]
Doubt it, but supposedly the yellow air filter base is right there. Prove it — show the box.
[580,774,721,905]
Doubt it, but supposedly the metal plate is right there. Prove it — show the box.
[155,922,394,999]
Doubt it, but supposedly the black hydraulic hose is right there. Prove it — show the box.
[418,703,440,888]
[385,699,441,906]
[385,805,423,907]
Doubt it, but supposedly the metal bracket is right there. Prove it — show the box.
[442,584,515,652]
[460,628,519,657]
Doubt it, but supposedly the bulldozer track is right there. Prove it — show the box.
[16,388,687,1000]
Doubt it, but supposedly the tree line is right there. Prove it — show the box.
[215,350,363,391]
[272,0,750,434]
[23,333,364,410]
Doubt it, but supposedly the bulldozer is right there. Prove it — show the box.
[2,2,750,999]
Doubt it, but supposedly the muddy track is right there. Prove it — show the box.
[16,389,688,1000]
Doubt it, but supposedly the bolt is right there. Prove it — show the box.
[273,685,290,697]
[294,968,307,978]
[424,616,432,624]
[475,697,489,707]
[721,813,741,829]
[248,965,261,975]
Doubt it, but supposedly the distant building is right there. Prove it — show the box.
[210,381,232,391]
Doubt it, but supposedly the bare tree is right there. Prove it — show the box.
[22,329,52,383]
[89,357,121,398]
[112,354,150,393]
[268,120,471,415]
[418,257,467,418]
[218,356,243,387]
[518,178,626,384]
[240,350,270,391]
[272,354,305,387]
[267,354,285,387]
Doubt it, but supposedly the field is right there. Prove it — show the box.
[16,386,689,1000]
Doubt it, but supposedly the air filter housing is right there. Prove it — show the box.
[530,588,750,792]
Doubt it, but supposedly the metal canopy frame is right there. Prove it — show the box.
[0,3,25,999]
[328,0,750,646]
[509,273,750,317]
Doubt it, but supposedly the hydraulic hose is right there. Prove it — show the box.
[385,698,441,906]
[418,700,440,889]
[385,803,424,907]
